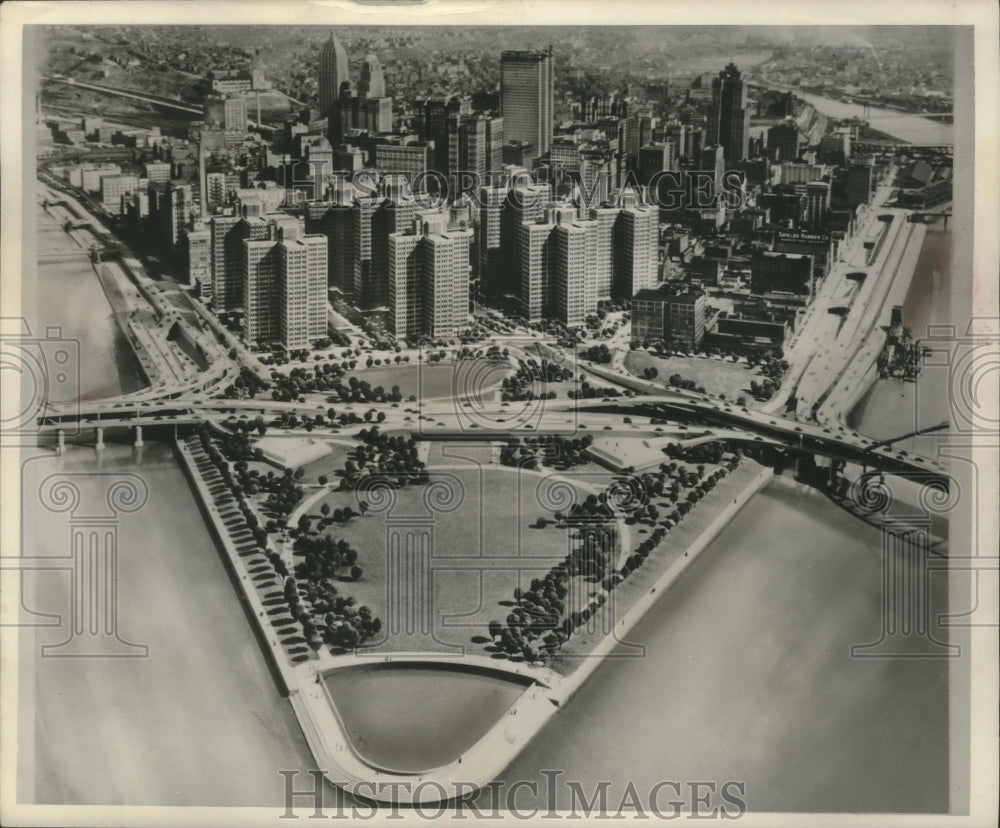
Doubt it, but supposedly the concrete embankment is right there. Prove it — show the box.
[173,436,297,697]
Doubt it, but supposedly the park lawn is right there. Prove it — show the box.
[343,360,512,403]
[296,445,351,486]
[303,465,601,654]
[624,350,765,405]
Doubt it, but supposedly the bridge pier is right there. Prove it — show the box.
[134,425,143,448]
[56,429,65,455]
[95,426,105,451]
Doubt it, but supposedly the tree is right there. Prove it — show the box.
[488,620,502,640]
[318,475,328,486]
[358,500,369,517]
[298,515,312,534]
[350,564,363,581]
[320,503,330,517]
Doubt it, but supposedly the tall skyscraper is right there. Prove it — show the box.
[500,48,554,157]
[278,233,328,350]
[448,114,504,181]
[358,54,386,99]
[388,214,472,338]
[319,32,349,117]
[475,184,506,300]
[708,62,748,163]
[615,205,658,298]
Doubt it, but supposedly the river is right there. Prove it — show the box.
[490,476,949,814]
[783,88,954,146]
[32,205,146,401]
[849,220,952,455]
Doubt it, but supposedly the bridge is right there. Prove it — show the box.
[43,76,204,116]
[851,141,954,156]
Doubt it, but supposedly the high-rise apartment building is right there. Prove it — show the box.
[501,180,550,298]
[388,214,472,339]
[278,233,327,350]
[474,184,506,300]
[500,49,554,157]
[708,62,748,163]
[615,205,658,298]
[210,210,269,310]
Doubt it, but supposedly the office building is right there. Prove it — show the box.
[278,232,328,350]
[708,62,748,163]
[803,181,831,228]
[319,32,350,117]
[374,140,431,191]
[210,210,268,310]
[500,180,551,297]
[767,121,799,163]
[358,54,386,99]
[631,287,707,346]
[204,94,248,132]
[143,161,172,184]
[100,174,138,211]
[750,250,814,297]
[780,162,826,185]
[551,213,599,326]
[588,204,618,301]
[151,182,191,252]
[448,113,504,181]
[638,142,677,185]
[500,49,555,157]
[184,225,212,297]
[847,162,875,209]
[304,184,356,293]
[474,184,506,299]
[240,213,326,349]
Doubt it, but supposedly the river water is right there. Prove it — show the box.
[782,88,954,146]
[490,476,949,814]
[849,221,952,454]
[31,205,146,401]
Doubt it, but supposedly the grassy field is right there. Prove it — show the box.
[302,464,605,654]
[624,350,762,404]
[343,360,511,403]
